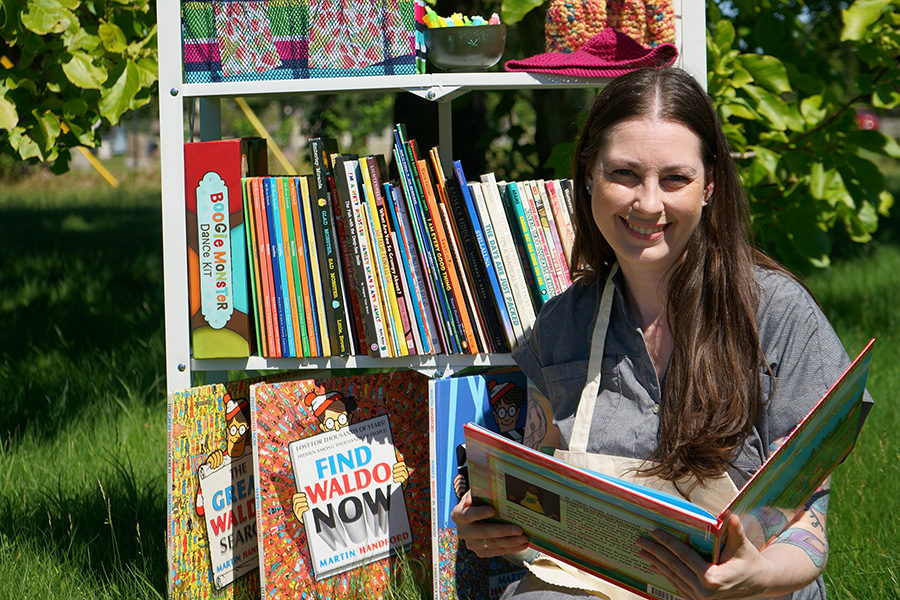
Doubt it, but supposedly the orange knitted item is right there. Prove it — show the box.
[545,0,674,53]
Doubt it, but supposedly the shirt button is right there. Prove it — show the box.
[652,404,660,414]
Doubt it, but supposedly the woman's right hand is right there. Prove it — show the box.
[451,490,530,558]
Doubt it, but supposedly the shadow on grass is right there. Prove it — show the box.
[0,199,166,441]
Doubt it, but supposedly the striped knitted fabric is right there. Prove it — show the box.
[182,0,421,83]
[544,0,674,53]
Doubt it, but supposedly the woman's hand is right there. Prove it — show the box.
[451,490,530,558]
[636,514,777,599]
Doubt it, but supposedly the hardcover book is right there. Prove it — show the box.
[184,137,266,358]
[430,369,530,600]
[465,340,875,600]
[250,371,432,597]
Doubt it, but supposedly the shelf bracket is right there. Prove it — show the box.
[407,85,470,102]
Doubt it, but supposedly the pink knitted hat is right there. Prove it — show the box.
[505,27,677,77]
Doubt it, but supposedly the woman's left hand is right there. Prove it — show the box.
[636,514,776,600]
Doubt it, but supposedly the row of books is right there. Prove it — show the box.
[184,131,578,359]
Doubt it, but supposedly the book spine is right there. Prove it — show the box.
[262,177,288,356]
[276,176,300,357]
[250,177,278,356]
[392,136,447,353]
[327,171,363,355]
[361,156,405,356]
[537,180,572,288]
[532,180,571,292]
[559,178,576,224]
[384,182,424,355]
[415,156,474,354]
[521,180,559,298]
[371,166,417,355]
[546,179,575,268]
[296,176,322,356]
[308,151,342,357]
[290,177,317,357]
[347,159,390,357]
[334,156,379,356]
[481,173,537,340]
[471,180,522,348]
[242,178,264,356]
[405,142,461,354]
[285,177,311,357]
[391,180,438,354]
[300,175,331,356]
[445,166,509,353]
[504,181,550,308]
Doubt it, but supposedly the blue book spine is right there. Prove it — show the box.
[262,177,289,356]
[270,177,297,357]
[452,160,513,351]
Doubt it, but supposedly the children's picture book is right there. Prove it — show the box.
[464,339,875,600]
[251,370,431,598]
[184,137,267,358]
[430,369,530,600]
[169,376,282,600]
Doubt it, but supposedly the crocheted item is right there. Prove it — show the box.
[505,27,677,77]
[545,0,674,53]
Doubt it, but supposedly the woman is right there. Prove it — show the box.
[451,67,871,599]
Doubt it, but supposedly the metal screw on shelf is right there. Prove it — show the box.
[426,90,436,100]
[177,363,187,372]
[170,87,179,96]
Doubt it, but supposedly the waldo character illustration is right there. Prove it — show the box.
[291,385,410,522]
[195,393,252,516]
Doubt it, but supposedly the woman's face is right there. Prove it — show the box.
[586,117,713,279]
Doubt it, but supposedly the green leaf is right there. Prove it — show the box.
[743,84,790,130]
[135,57,158,88]
[752,145,780,177]
[878,189,894,216]
[99,21,128,53]
[0,93,18,130]
[737,54,791,94]
[501,0,545,24]
[20,0,76,34]
[713,21,736,54]
[99,60,140,124]
[800,95,828,127]
[841,0,892,41]
[873,83,900,109]
[10,128,43,161]
[63,51,107,89]
[809,163,852,206]
[721,99,758,121]
[783,201,831,266]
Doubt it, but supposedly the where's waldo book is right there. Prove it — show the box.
[250,370,431,598]
[429,369,529,600]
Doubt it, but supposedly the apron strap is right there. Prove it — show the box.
[569,264,618,453]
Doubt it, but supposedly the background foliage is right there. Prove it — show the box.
[0,0,158,172]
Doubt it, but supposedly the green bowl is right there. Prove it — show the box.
[425,25,507,72]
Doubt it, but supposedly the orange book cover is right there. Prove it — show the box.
[292,177,319,358]
[250,176,280,357]
[276,176,301,357]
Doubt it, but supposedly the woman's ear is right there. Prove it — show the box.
[703,175,714,206]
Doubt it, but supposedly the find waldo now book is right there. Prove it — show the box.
[429,368,529,600]
[250,370,431,598]
[168,374,295,600]
[185,137,267,358]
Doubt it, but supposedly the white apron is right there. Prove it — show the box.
[525,264,739,599]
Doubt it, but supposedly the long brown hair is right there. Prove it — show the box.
[570,67,785,483]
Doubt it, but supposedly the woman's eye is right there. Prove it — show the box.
[612,169,635,177]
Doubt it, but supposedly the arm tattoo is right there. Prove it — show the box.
[523,393,549,450]
[805,489,829,532]
[777,527,828,569]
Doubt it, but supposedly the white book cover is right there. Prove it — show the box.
[517,181,559,298]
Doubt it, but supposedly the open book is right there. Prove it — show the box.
[464,339,874,600]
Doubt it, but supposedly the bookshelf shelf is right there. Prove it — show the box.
[157,0,707,394]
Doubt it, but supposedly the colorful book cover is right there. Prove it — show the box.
[300,174,331,357]
[250,371,432,597]
[503,182,550,309]
[480,174,537,342]
[430,369,530,600]
[382,181,424,356]
[470,180,523,348]
[465,340,875,600]
[532,180,572,294]
[296,176,323,357]
[184,137,266,358]
[559,179,576,224]
[290,176,318,358]
[168,374,290,599]
[545,179,575,268]
[327,167,365,356]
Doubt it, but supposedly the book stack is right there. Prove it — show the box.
[235,127,579,358]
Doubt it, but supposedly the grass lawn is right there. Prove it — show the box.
[0,164,897,599]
